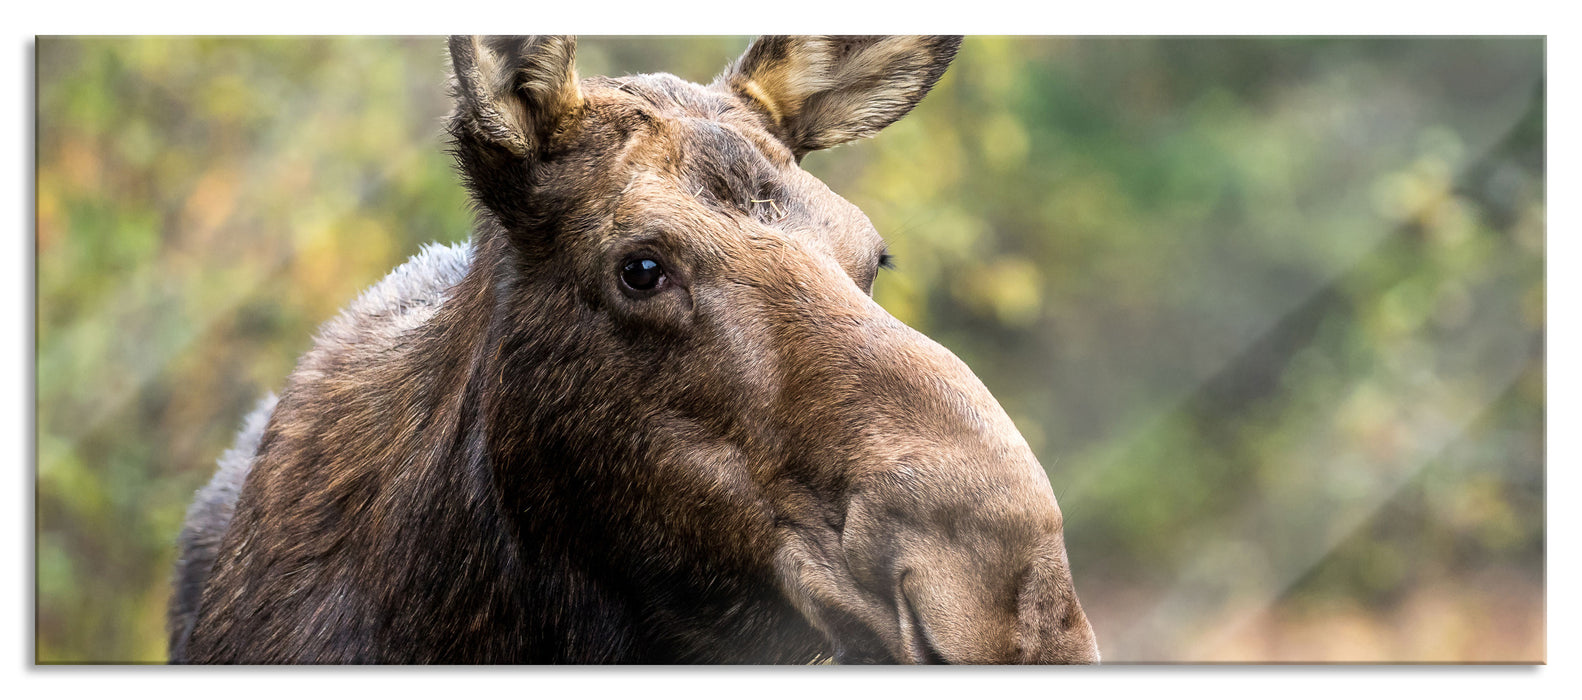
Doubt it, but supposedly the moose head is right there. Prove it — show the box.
[173,35,1098,665]
[444,34,1099,664]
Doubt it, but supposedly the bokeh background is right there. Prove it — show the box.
[35,36,1545,663]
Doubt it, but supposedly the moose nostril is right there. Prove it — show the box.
[896,575,947,664]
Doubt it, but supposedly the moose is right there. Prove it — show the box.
[168,35,1099,664]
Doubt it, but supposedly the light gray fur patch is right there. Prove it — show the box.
[201,239,472,526]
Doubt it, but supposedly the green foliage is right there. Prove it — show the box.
[35,36,1543,663]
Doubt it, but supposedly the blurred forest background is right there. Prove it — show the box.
[35,36,1544,663]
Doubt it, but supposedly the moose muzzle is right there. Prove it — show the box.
[757,253,1098,664]
[838,462,1100,664]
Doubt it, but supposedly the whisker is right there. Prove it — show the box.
[749,198,788,221]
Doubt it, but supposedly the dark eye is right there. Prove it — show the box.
[620,258,666,292]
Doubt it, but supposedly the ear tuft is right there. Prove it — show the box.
[447,35,581,158]
[717,35,962,157]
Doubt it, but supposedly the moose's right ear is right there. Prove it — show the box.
[447,35,582,159]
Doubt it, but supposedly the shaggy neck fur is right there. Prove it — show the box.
[173,223,823,663]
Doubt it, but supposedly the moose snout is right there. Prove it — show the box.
[887,537,1099,664]
[839,473,1100,665]
[777,305,1097,663]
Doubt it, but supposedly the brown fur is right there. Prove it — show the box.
[169,35,1098,664]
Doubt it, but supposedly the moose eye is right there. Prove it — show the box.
[620,258,666,292]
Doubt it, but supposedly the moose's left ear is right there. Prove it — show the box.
[447,35,582,159]
[446,35,582,238]
[716,35,962,158]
